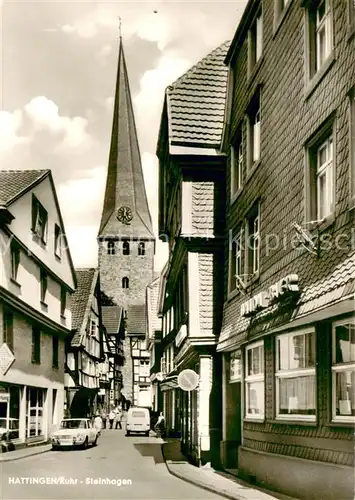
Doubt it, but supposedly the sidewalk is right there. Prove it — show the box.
[0,443,51,463]
[162,440,299,500]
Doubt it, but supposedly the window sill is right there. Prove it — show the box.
[328,419,355,428]
[245,160,261,185]
[272,417,317,426]
[304,51,335,100]
[31,230,47,247]
[230,187,243,206]
[31,360,41,365]
[273,1,293,39]
[246,272,260,289]
[40,301,48,312]
[244,417,265,423]
[248,56,264,88]
[52,365,59,370]
[309,213,335,233]
[10,278,21,289]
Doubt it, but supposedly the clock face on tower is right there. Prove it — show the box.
[116,206,133,224]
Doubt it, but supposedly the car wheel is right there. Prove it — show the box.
[82,438,88,450]
[93,435,98,446]
[145,431,150,436]
[52,445,58,451]
[126,431,130,436]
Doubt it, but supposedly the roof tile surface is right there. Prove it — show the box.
[127,304,146,335]
[0,170,48,205]
[102,306,123,334]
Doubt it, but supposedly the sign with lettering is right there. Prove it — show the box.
[0,343,15,376]
[0,392,10,403]
[240,274,299,317]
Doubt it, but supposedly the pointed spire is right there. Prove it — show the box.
[99,35,154,239]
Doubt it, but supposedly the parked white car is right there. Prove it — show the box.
[51,418,98,450]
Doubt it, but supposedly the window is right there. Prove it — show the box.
[245,341,264,418]
[350,91,355,204]
[231,126,244,197]
[60,286,66,317]
[122,240,130,255]
[246,204,260,276]
[31,195,48,243]
[306,0,333,79]
[138,242,145,256]
[11,243,20,282]
[140,359,150,377]
[332,320,355,422]
[247,93,261,171]
[275,0,291,24]
[3,309,14,353]
[248,8,263,75]
[107,241,115,255]
[348,0,355,32]
[122,277,129,289]
[230,350,242,382]
[276,329,316,420]
[229,229,243,294]
[306,128,335,222]
[54,224,62,258]
[90,319,96,337]
[52,336,59,368]
[40,269,47,303]
[32,327,41,363]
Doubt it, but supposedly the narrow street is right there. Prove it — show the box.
[0,430,224,500]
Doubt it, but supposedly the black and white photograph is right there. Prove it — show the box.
[0,0,354,499]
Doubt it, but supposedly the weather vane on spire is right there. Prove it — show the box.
[118,16,122,39]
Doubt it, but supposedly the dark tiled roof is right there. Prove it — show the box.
[0,170,49,205]
[167,41,230,148]
[102,306,123,334]
[71,268,97,345]
[127,303,146,335]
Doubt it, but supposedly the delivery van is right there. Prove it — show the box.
[126,407,150,436]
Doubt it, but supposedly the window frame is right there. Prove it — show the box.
[230,125,244,200]
[122,277,129,289]
[107,241,115,255]
[245,340,265,420]
[245,203,260,277]
[32,327,41,364]
[275,328,317,422]
[248,7,263,77]
[348,0,355,36]
[138,242,145,256]
[305,119,336,225]
[331,318,355,423]
[247,92,261,175]
[230,350,242,383]
[11,242,20,282]
[228,228,244,296]
[274,0,292,34]
[122,240,130,255]
[349,89,355,207]
[54,224,62,259]
[31,195,48,244]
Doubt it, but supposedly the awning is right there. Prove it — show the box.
[160,375,178,391]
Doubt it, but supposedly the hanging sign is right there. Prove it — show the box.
[0,392,10,403]
[240,274,299,317]
[177,369,199,391]
[0,343,15,376]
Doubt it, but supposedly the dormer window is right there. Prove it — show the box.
[32,195,48,243]
[122,277,129,289]
[138,242,145,256]
[107,241,115,255]
[122,240,130,255]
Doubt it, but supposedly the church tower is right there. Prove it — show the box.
[98,36,155,404]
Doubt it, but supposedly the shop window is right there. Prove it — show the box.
[54,224,62,258]
[3,309,14,353]
[248,7,263,76]
[122,240,130,255]
[122,277,129,289]
[26,387,44,438]
[11,243,20,282]
[230,351,242,382]
[0,385,20,440]
[305,0,333,81]
[332,319,355,422]
[52,336,59,369]
[107,240,115,255]
[245,341,264,419]
[40,269,48,304]
[275,329,316,421]
[138,242,145,256]
[32,327,41,364]
[31,195,48,243]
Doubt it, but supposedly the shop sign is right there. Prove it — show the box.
[0,392,10,402]
[175,325,187,348]
[0,343,15,376]
[240,274,299,317]
[177,369,199,391]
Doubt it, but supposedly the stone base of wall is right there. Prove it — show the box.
[238,446,354,500]
[220,440,239,469]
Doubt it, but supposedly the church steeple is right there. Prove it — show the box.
[99,37,154,239]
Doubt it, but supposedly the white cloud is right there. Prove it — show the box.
[24,96,92,149]
[61,22,97,38]
[97,44,112,59]
[134,12,171,51]
[65,224,98,268]
[0,110,29,152]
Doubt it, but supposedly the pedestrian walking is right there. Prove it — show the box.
[101,410,107,429]
[109,409,115,429]
[115,406,123,429]
[94,413,102,435]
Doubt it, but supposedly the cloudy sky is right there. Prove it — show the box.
[0,0,247,271]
